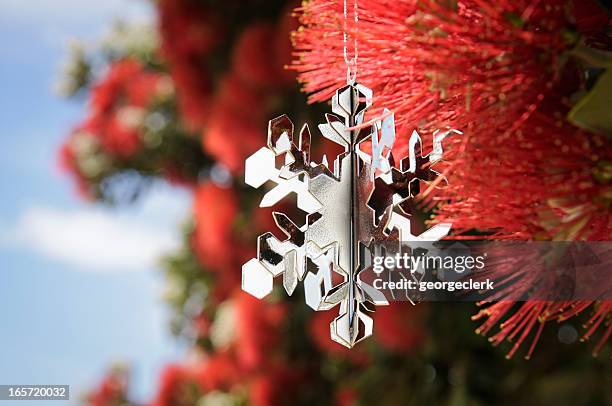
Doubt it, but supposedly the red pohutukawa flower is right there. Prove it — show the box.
[58,137,93,200]
[190,182,293,301]
[86,367,129,406]
[373,303,428,353]
[158,0,222,129]
[248,363,304,406]
[293,0,611,357]
[474,300,612,358]
[152,363,206,406]
[202,73,268,173]
[201,15,299,174]
[192,182,245,288]
[293,0,610,239]
[197,353,240,392]
[232,23,291,88]
[294,0,568,136]
[60,59,171,197]
[85,58,166,157]
[233,291,287,371]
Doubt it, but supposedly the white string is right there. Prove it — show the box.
[343,0,358,84]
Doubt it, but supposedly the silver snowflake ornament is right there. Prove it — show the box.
[242,83,454,348]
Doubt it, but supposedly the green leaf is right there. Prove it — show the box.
[568,69,612,137]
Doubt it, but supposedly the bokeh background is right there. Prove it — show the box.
[0,0,610,405]
[0,1,189,403]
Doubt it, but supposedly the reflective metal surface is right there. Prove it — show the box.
[242,83,455,348]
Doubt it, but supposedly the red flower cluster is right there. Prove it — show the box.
[203,15,298,173]
[233,292,287,370]
[152,363,207,406]
[148,290,291,406]
[474,297,612,358]
[85,59,168,158]
[191,182,251,301]
[191,181,289,299]
[293,0,611,240]
[202,72,269,174]
[60,59,170,197]
[433,99,611,241]
[86,367,129,406]
[158,0,221,129]
[293,0,611,356]
[192,182,240,268]
[58,138,91,199]
[149,354,302,406]
[159,0,298,173]
[373,303,427,353]
[248,363,304,406]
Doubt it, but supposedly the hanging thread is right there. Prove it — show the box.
[343,0,358,84]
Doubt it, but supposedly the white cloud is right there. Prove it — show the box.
[8,207,173,272]
[0,0,153,50]
[3,186,191,273]
[0,0,152,26]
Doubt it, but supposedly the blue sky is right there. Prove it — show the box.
[0,0,189,403]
